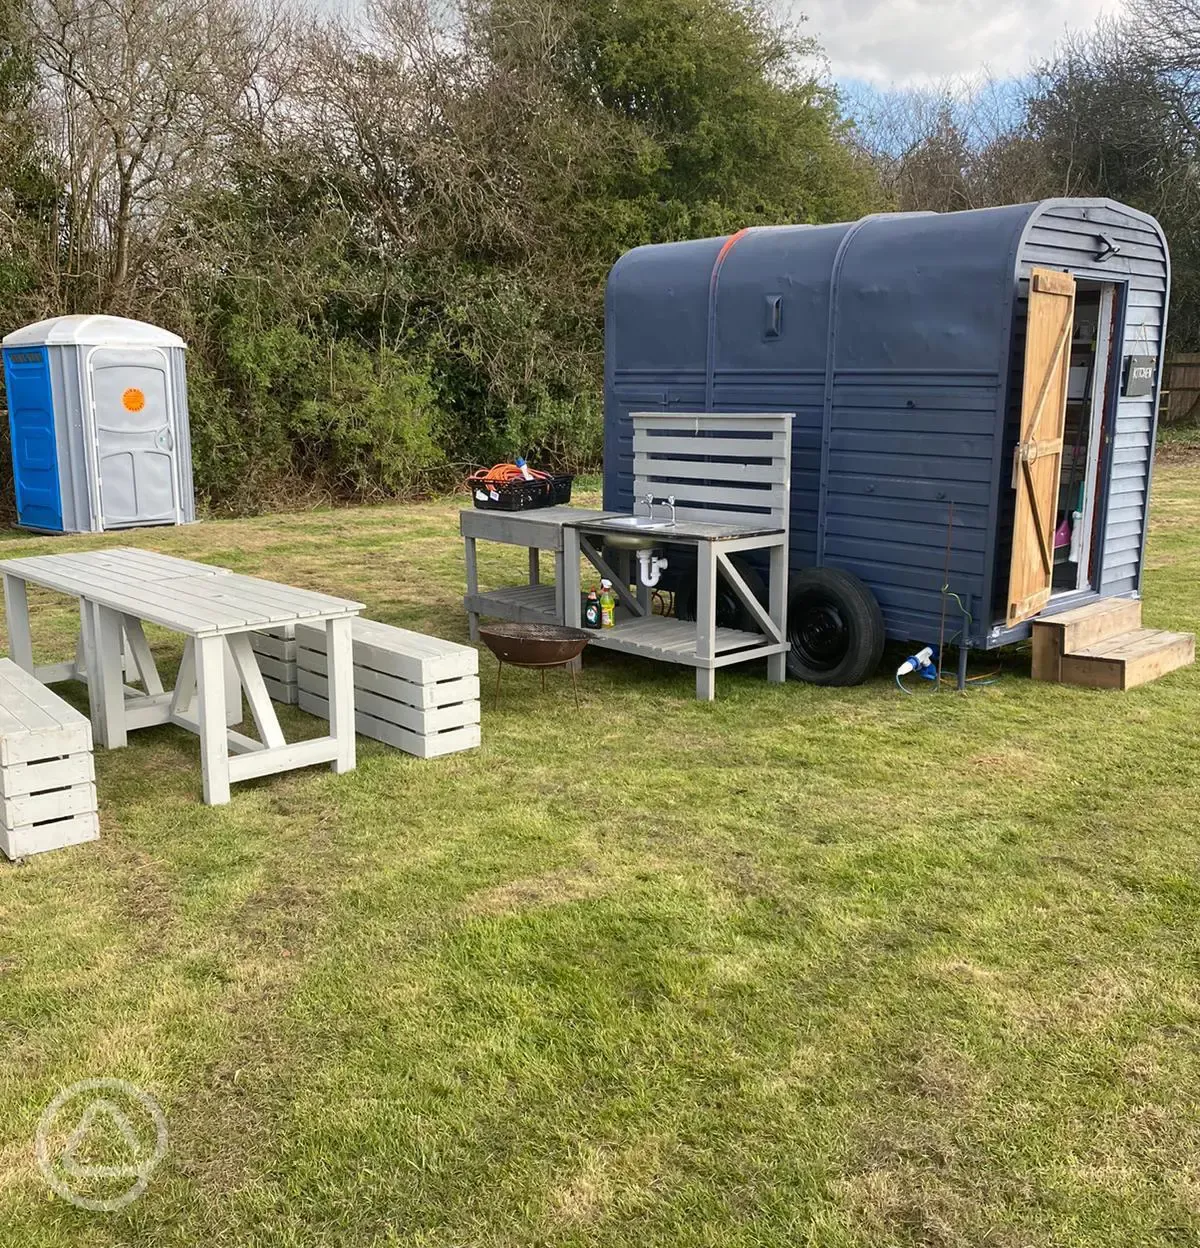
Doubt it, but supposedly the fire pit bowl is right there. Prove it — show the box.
[478,622,591,668]
[478,623,592,708]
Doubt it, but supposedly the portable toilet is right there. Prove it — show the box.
[2,314,196,533]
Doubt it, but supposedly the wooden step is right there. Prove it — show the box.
[1058,628,1195,690]
[1031,597,1143,681]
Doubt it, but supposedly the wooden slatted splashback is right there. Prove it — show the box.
[631,412,793,527]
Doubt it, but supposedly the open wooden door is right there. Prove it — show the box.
[1007,268,1076,626]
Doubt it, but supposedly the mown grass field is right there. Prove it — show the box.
[2,451,1200,1247]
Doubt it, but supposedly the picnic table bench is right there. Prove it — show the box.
[0,548,363,805]
[0,657,98,858]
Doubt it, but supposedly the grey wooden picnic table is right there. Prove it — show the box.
[0,548,364,805]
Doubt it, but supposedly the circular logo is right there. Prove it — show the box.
[35,1078,168,1212]
[122,388,146,412]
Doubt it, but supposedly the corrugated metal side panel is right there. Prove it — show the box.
[997,204,1168,610]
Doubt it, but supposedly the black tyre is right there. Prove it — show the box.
[675,555,768,631]
[786,567,884,686]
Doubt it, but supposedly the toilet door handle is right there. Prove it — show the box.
[156,429,173,450]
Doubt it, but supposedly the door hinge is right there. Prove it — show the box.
[1012,437,1065,487]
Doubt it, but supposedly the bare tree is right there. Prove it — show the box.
[30,0,294,310]
[847,74,1042,213]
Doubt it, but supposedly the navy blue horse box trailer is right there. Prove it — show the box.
[604,198,1169,683]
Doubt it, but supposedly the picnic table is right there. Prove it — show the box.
[0,548,363,805]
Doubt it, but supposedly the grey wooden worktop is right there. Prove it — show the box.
[567,515,784,542]
[459,506,619,548]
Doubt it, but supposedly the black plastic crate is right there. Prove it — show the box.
[547,474,574,504]
[470,476,553,511]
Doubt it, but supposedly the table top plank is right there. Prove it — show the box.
[200,573,365,618]
[0,548,229,582]
[78,549,230,581]
[0,556,249,630]
[0,551,364,637]
[6,553,255,624]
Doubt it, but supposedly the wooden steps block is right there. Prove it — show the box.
[1059,628,1195,691]
[1032,597,1143,682]
[0,658,99,860]
[295,618,480,758]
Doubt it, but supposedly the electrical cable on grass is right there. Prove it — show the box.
[896,662,1001,695]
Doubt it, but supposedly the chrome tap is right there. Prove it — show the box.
[652,494,677,526]
[634,492,655,519]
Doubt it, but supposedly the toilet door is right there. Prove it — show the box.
[87,348,180,528]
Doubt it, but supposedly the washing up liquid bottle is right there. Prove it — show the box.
[599,579,616,628]
[584,590,602,629]
[515,456,534,481]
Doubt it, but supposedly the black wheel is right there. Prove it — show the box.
[675,555,768,630]
[786,567,884,686]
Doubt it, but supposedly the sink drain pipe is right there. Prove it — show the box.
[637,548,669,588]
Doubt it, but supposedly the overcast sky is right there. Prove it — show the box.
[791,0,1124,84]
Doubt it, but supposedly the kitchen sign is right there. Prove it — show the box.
[1122,355,1158,397]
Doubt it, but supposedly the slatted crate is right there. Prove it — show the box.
[250,625,298,704]
[295,619,480,759]
[0,658,99,859]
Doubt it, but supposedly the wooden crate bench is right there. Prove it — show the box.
[296,619,480,759]
[250,625,298,704]
[0,658,98,859]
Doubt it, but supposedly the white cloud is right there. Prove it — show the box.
[790,0,1126,84]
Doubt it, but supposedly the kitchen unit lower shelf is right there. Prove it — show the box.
[583,615,787,668]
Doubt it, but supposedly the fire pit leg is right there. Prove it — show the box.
[494,661,504,708]
[570,665,580,710]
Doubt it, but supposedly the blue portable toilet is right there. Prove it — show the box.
[604,199,1170,683]
[2,314,197,533]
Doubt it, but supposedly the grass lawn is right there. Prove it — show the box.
[2,457,1200,1247]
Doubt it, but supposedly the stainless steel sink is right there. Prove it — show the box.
[598,516,675,549]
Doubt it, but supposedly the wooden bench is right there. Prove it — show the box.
[251,625,299,704]
[296,619,480,759]
[0,658,98,859]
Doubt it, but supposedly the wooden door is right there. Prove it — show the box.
[1007,268,1076,626]
[89,348,180,528]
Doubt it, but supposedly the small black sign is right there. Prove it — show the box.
[1122,355,1157,397]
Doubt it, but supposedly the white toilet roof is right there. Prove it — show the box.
[3,315,186,349]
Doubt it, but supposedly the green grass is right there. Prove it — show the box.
[2,466,1200,1247]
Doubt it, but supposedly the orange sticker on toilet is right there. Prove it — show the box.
[122,387,145,412]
